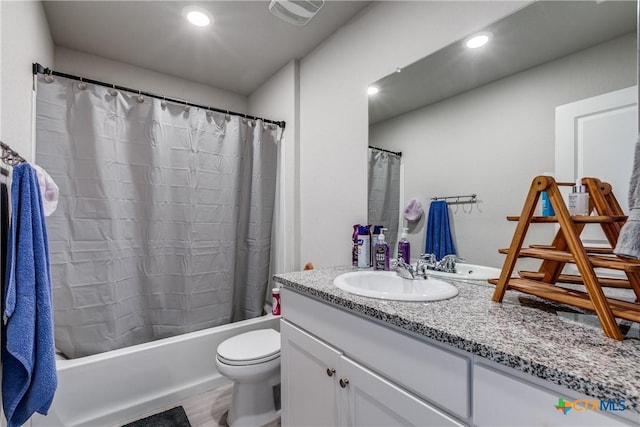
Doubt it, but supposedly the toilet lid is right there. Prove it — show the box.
[217,329,280,366]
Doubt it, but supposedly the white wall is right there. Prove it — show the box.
[298,1,528,269]
[370,33,637,268]
[0,0,54,161]
[249,60,299,274]
[54,47,247,114]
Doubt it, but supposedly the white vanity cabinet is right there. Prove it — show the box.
[279,287,640,427]
[280,288,470,427]
[281,320,465,427]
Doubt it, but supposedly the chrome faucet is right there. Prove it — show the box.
[396,260,417,279]
[417,253,437,270]
[436,254,458,273]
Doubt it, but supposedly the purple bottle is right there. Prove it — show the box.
[398,227,411,264]
[352,224,359,266]
[370,225,383,266]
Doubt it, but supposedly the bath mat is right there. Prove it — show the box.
[122,406,191,427]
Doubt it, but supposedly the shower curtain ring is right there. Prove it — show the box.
[44,69,55,83]
[225,111,231,122]
[109,84,118,97]
[77,77,87,90]
[160,96,167,109]
[183,101,190,112]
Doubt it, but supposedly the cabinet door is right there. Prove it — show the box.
[474,364,637,427]
[340,356,465,427]
[280,320,342,427]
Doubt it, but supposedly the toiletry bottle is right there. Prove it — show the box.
[352,224,359,266]
[568,179,590,216]
[575,179,590,215]
[371,225,383,266]
[357,225,371,268]
[374,228,390,271]
[398,228,411,264]
[272,288,281,315]
[540,172,555,216]
[541,191,554,216]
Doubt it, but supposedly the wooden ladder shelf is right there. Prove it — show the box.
[489,175,640,340]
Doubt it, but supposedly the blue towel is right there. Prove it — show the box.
[425,200,457,261]
[3,164,57,427]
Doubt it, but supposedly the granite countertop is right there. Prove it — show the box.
[273,265,640,414]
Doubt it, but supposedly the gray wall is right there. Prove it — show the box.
[370,33,637,268]
[0,0,54,160]
[298,1,527,268]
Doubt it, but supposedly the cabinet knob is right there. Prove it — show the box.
[326,368,335,377]
[339,378,349,388]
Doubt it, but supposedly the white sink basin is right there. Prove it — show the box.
[424,263,501,282]
[333,271,458,302]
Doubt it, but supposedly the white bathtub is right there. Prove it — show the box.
[29,314,281,427]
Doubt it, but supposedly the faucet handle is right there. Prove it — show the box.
[419,253,436,262]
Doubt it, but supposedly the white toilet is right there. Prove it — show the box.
[215,329,281,427]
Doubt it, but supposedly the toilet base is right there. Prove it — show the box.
[227,374,280,427]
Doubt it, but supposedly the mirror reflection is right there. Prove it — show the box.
[368,0,637,268]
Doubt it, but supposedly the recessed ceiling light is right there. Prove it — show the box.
[182,6,212,27]
[465,31,492,49]
[368,86,380,96]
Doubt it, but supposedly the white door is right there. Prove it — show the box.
[280,320,342,427]
[556,86,638,248]
[340,356,465,427]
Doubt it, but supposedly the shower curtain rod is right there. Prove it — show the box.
[32,63,286,130]
[369,145,402,156]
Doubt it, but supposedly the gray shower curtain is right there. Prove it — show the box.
[368,148,401,254]
[35,76,277,358]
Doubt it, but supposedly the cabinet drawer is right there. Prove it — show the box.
[282,289,471,419]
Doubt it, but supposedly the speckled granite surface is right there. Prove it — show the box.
[273,266,640,414]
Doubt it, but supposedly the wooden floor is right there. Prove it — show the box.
[116,383,281,427]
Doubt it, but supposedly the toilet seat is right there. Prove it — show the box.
[217,329,280,366]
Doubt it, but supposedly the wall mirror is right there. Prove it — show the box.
[368,0,638,267]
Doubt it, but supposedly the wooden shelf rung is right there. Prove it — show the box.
[518,270,631,288]
[506,215,627,223]
[498,247,640,272]
[487,278,640,323]
[528,244,614,254]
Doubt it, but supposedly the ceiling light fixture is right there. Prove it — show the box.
[465,31,492,49]
[182,6,212,27]
[368,86,380,96]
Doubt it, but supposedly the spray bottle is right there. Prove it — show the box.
[352,224,359,266]
[357,225,372,268]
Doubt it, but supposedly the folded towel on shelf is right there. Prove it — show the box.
[615,133,640,258]
[3,163,57,427]
[425,200,456,261]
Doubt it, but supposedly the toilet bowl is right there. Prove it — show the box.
[215,329,281,427]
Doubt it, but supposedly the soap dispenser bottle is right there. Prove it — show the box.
[374,228,390,271]
[398,228,411,264]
